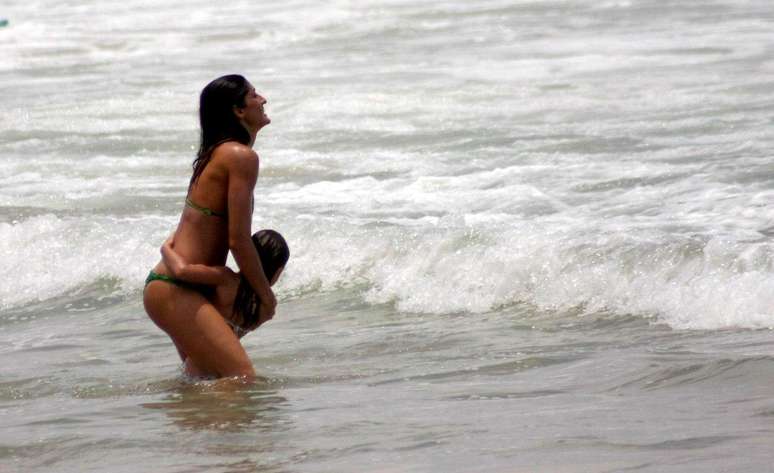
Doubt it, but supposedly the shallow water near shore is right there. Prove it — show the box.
[4,294,774,472]
[2,0,774,472]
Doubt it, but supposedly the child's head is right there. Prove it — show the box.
[233,229,289,328]
[251,229,289,285]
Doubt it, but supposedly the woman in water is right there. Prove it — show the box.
[159,229,289,377]
[143,74,275,380]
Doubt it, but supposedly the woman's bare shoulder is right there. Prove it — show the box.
[213,141,259,164]
[206,142,259,185]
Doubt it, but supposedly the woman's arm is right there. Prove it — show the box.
[161,234,234,286]
[225,146,277,321]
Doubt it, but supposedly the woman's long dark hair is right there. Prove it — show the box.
[190,74,252,188]
[233,229,290,329]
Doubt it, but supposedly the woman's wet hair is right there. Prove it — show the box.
[233,229,290,329]
[190,74,252,188]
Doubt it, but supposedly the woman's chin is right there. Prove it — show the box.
[256,118,271,132]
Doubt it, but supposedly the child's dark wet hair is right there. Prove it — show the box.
[232,229,289,328]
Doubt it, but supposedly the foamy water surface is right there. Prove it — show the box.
[1,1,774,472]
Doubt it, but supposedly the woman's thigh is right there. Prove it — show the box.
[143,282,255,379]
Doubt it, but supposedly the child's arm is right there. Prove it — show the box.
[161,234,235,286]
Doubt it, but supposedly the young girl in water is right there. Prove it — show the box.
[158,229,289,376]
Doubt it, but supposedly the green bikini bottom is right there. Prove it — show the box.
[145,271,186,287]
[145,270,242,334]
[145,271,210,294]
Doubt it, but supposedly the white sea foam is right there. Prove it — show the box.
[4,205,768,331]
[1,0,773,333]
[272,218,774,330]
[0,214,170,310]
[2,144,772,330]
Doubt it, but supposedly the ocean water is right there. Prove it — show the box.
[2,0,774,471]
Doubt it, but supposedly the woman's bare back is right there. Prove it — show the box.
[153,142,249,274]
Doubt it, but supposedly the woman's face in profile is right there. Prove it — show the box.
[237,83,271,132]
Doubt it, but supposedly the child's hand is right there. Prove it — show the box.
[257,300,276,327]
